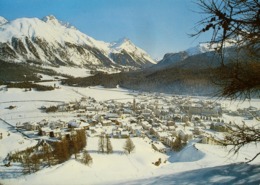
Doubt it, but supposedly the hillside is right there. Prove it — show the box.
[62,47,226,96]
[0,85,259,184]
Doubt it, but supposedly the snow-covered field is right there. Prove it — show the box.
[0,83,259,185]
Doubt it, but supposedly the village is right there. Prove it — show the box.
[13,92,260,153]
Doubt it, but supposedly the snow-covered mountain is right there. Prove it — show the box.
[158,41,235,68]
[0,15,155,69]
[157,51,189,67]
[186,41,234,56]
[0,16,8,25]
[110,38,156,67]
[185,43,214,56]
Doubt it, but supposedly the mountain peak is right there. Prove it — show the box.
[185,42,213,56]
[0,16,8,25]
[42,15,76,29]
[118,37,131,43]
[42,15,57,21]
[111,37,135,50]
[42,15,62,26]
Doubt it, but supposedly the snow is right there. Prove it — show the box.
[75,86,135,102]
[0,16,108,51]
[0,122,37,161]
[0,15,155,66]
[0,84,259,185]
[186,42,235,56]
[0,16,8,25]
[43,65,92,77]
[110,38,156,64]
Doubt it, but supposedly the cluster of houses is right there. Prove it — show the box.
[15,93,259,153]
[223,105,260,120]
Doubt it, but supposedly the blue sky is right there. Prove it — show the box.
[0,0,212,59]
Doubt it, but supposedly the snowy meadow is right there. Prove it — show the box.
[0,81,259,185]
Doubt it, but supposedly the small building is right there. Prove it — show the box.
[25,122,39,131]
[68,120,80,128]
[156,131,168,141]
[152,141,167,153]
[40,127,52,136]
[164,136,176,147]
[102,120,112,126]
[121,130,130,138]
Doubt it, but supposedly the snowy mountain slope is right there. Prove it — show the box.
[156,51,189,68]
[186,41,234,56]
[185,42,215,56]
[110,38,156,67]
[0,15,155,69]
[157,41,235,68]
[0,16,8,25]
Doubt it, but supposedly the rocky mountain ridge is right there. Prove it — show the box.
[0,15,155,70]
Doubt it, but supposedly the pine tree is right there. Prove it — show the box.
[21,148,33,174]
[123,137,135,154]
[98,135,105,153]
[42,142,53,166]
[81,149,92,165]
[171,136,182,151]
[54,138,70,163]
[78,129,87,150]
[106,135,113,154]
[70,133,79,159]
[30,154,40,173]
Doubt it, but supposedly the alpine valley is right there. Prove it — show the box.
[0,15,260,185]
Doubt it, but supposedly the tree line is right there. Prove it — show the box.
[7,129,88,174]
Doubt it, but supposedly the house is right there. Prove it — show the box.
[68,120,80,128]
[202,106,221,117]
[129,125,143,137]
[166,121,175,126]
[79,100,88,109]
[57,104,67,112]
[49,120,66,130]
[150,126,163,135]
[78,109,86,113]
[201,134,219,145]
[80,122,90,130]
[123,108,132,115]
[104,127,113,137]
[189,103,203,115]
[168,126,175,131]
[86,106,96,112]
[152,141,167,153]
[121,130,130,138]
[105,113,119,120]
[142,108,153,119]
[193,127,203,135]
[164,136,176,147]
[67,102,76,111]
[102,120,112,126]
[40,127,52,136]
[112,130,120,138]
[38,119,49,127]
[210,122,227,132]
[24,122,39,131]
[50,128,61,138]
[16,122,25,129]
[156,131,168,141]
[141,121,152,130]
[178,129,193,141]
